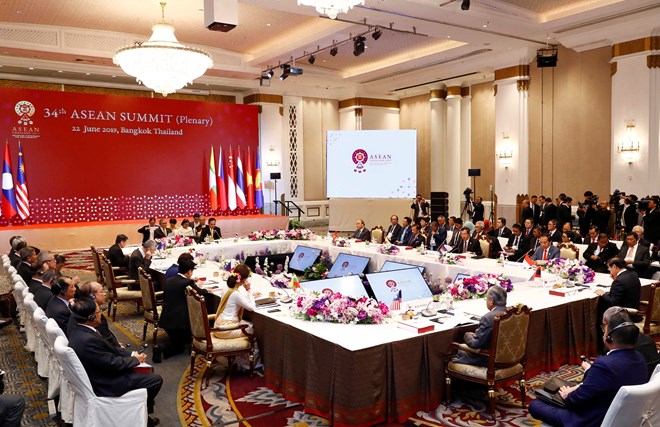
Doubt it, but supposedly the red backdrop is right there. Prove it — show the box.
[0,87,259,225]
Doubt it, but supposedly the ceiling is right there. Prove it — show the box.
[0,0,658,100]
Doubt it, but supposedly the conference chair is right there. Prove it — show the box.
[23,295,38,352]
[600,364,660,427]
[636,282,660,336]
[137,267,163,345]
[53,336,149,427]
[371,226,384,244]
[91,245,129,286]
[32,307,51,378]
[99,253,142,321]
[185,286,255,387]
[45,319,74,423]
[559,243,579,260]
[445,304,532,417]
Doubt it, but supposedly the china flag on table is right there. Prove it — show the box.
[245,147,255,209]
[217,147,228,211]
[16,141,30,220]
[227,147,237,211]
[254,150,264,209]
[235,148,247,209]
[208,146,218,211]
[1,142,18,220]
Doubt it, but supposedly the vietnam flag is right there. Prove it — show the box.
[208,146,218,211]
[1,143,18,220]
[217,146,228,211]
[227,147,237,210]
[254,150,264,209]
[235,148,247,209]
[246,147,255,209]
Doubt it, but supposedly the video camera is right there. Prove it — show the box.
[610,189,624,205]
[463,188,473,198]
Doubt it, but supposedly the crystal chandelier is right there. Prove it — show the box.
[113,2,213,96]
[297,0,365,19]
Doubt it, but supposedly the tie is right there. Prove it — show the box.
[592,238,596,243]
[514,236,519,247]
[463,241,468,252]
[499,229,502,237]
[543,249,547,260]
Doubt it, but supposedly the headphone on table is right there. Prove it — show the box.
[605,321,634,343]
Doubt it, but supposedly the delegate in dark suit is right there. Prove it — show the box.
[66,313,119,347]
[547,229,563,244]
[599,269,641,312]
[521,207,534,224]
[542,203,557,225]
[556,204,572,230]
[472,203,484,222]
[137,225,153,243]
[17,262,34,285]
[505,235,530,262]
[583,242,619,273]
[68,323,162,413]
[531,245,560,261]
[592,208,612,236]
[529,348,647,427]
[410,200,430,221]
[353,228,371,241]
[45,296,71,332]
[451,238,483,256]
[622,203,638,233]
[385,223,402,243]
[33,285,53,310]
[488,227,512,239]
[153,227,171,240]
[407,233,426,248]
[644,207,660,244]
[107,243,129,269]
[129,248,151,281]
[199,226,222,241]
[453,305,507,365]
[8,251,20,268]
[428,229,447,250]
[617,244,651,278]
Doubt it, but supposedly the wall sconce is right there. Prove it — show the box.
[618,120,640,164]
[266,145,280,167]
[496,132,513,167]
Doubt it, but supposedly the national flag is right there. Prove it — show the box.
[16,141,29,220]
[246,147,255,209]
[390,290,402,310]
[524,253,535,267]
[217,147,228,211]
[1,143,18,220]
[227,147,237,210]
[530,266,542,281]
[235,148,247,209]
[254,150,264,209]
[208,146,218,211]
[291,274,300,289]
[440,244,453,254]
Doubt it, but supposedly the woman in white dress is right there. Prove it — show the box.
[213,264,256,338]
[175,219,196,237]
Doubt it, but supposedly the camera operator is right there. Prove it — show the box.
[621,194,639,233]
[592,200,611,237]
[472,196,484,222]
[577,191,597,237]
[0,369,25,427]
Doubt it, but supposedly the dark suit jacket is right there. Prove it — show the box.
[566,231,582,244]
[159,275,209,331]
[488,227,512,239]
[153,227,171,240]
[643,208,660,244]
[547,229,562,243]
[449,229,462,247]
[108,244,129,269]
[396,226,412,245]
[622,203,638,233]
[137,225,153,243]
[531,203,541,224]
[560,348,647,427]
[432,228,448,248]
[542,203,557,225]
[583,236,599,245]
[521,207,534,224]
[128,248,151,280]
[557,204,572,229]
[617,244,651,277]
[600,269,641,311]
[17,261,34,285]
[67,323,141,398]
[33,285,54,310]
[407,233,426,248]
[45,296,71,332]
[451,238,483,256]
[454,305,507,366]
[353,228,371,241]
[199,225,222,241]
[583,242,619,273]
[593,208,611,235]
[410,201,430,220]
[8,251,20,267]
[506,234,530,262]
[385,223,402,243]
[472,203,484,222]
[427,232,444,250]
[66,313,119,348]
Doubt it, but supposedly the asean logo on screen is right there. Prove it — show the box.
[386,279,399,292]
[352,149,368,173]
[12,100,40,140]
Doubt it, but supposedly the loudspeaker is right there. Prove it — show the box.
[270,172,281,180]
[537,47,558,68]
[468,168,481,177]
[430,191,449,220]
[204,0,238,32]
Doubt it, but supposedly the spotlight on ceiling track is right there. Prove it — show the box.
[308,54,316,64]
[267,69,274,78]
[461,0,470,10]
[353,36,366,56]
[330,45,338,56]
[280,64,291,80]
[372,27,382,40]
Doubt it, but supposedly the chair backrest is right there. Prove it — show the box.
[479,236,491,258]
[371,227,384,244]
[600,363,660,427]
[138,267,158,316]
[491,305,531,366]
[185,286,211,346]
[53,336,96,399]
[559,244,578,260]
[33,306,48,334]
[90,246,104,284]
[648,283,660,324]
[99,253,118,293]
[45,318,66,348]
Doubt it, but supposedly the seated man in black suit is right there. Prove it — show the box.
[153,218,171,240]
[395,217,413,246]
[583,233,619,273]
[45,277,76,332]
[450,227,483,256]
[129,240,157,282]
[17,246,38,285]
[594,258,642,320]
[107,234,130,269]
[452,286,507,366]
[616,231,651,278]
[199,218,222,241]
[504,224,529,262]
[406,224,426,248]
[562,222,582,244]
[8,236,26,268]
[33,270,58,310]
[352,219,371,241]
[583,226,600,245]
[632,225,652,249]
[385,215,402,243]
[137,217,157,243]
[427,221,447,251]
[68,299,162,426]
[488,217,512,239]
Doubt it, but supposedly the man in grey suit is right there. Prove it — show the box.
[452,286,507,366]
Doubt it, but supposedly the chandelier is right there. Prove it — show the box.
[113,2,213,96]
[297,0,365,19]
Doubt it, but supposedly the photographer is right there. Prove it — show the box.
[577,191,597,237]
[592,200,611,237]
[410,194,429,223]
[0,369,25,427]
[472,196,484,222]
[621,194,639,233]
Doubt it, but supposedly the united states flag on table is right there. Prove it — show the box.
[16,142,29,219]
[390,290,402,310]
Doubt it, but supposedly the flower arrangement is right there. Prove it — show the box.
[438,253,461,265]
[447,273,513,301]
[218,258,240,271]
[546,258,595,284]
[247,228,314,241]
[303,263,329,281]
[270,272,292,289]
[333,238,350,247]
[292,289,390,324]
[377,244,400,255]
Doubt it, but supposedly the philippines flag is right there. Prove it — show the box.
[236,148,247,209]
[16,141,29,220]
[209,146,218,211]
[217,147,228,211]
[254,150,264,209]
[227,147,237,210]
[1,143,18,220]
[246,147,255,209]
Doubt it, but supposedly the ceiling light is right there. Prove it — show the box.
[297,0,364,19]
[267,69,274,78]
[280,64,291,80]
[372,27,382,40]
[112,1,213,96]
[330,45,339,56]
[461,0,470,10]
[353,36,366,56]
[308,54,316,64]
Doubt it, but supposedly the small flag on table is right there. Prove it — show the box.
[524,253,535,267]
[440,244,452,254]
[390,290,402,310]
[291,274,300,289]
[246,147,255,209]
[1,142,18,220]
[530,267,542,281]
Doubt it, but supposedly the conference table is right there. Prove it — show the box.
[129,237,655,427]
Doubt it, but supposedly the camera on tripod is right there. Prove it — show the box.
[463,188,473,198]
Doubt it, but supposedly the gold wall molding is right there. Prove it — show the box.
[612,36,660,58]
[430,89,447,100]
[611,62,617,76]
[338,97,399,109]
[494,64,530,81]
[648,55,660,69]
[460,86,470,97]
[244,93,283,105]
[446,86,462,98]
[516,80,529,91]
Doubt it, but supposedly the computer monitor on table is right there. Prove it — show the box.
[366,267,433,303]
[453,273,471,283]
[379,260,425,274]
[300,275,368,299]
[288,245,322,274]
[326,253,370,278]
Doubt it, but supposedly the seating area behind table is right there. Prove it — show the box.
[99,253,142,321]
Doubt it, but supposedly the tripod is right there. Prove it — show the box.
[488,186,495,222]
[460,196,473,221]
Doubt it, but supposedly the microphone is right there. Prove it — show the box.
[421,301,436,317]
[137,343,148,354]
[279,289,293,304]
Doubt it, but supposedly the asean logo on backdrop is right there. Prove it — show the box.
[386,279,399,292]
[352,149,368,173]
[12,101,40,139]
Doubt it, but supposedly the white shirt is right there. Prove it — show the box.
[218,286,256,321]
[176,227,195,237]
[624,244,638,261]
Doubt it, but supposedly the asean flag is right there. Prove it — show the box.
[254,150,264,209]
[246,147,255,209]
[1,143,18,220]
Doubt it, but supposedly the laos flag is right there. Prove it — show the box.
[2,143,18,220]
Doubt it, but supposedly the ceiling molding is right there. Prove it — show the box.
[338,97,400,109]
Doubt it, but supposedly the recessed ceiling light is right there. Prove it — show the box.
[57,70,63,73]
[85,72,91,75]
[446,36,451,39]
[111,75,116,77]
[28,67,34,70]
[266,23,271,27]
[16,10,22,14]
